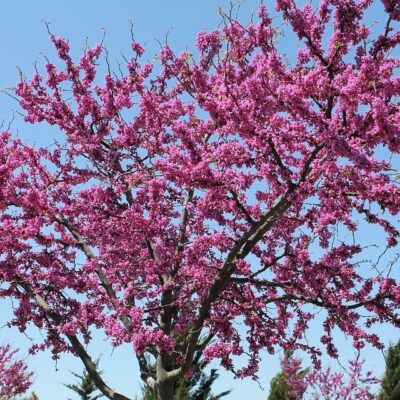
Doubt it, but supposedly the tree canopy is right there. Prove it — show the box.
[0,1,399,400]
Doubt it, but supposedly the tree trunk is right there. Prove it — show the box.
[156,355,175,400]
[156,379,174,400]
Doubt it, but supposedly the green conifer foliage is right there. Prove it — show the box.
[268,352,308,400]
[64,360,103,400]
[268,371,296,400]
[380,341,400,400]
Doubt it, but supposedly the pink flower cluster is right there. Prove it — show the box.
[283,353,379,400]
[0,344,33,399]
[305,355,379,400]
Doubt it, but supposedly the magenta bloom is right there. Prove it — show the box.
[0,344,33,399]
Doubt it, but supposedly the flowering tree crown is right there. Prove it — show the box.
[1,1,399,399]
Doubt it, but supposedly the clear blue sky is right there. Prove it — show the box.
[0,1,398,399]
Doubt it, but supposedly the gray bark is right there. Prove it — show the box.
[156,379,174,400]
[155,356,176,400]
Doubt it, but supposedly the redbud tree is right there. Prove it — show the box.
[0,344,33,400]
[1,1,400,400]
[305,355,379,400]
[282,352,379,400]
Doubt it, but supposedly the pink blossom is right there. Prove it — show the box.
[0,344,33,399]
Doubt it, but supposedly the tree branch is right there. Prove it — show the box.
[268,293,390,311]
[229,189,255,225]
[167,144,324,380]
[267,138,294,189]
[54,214,123,320]
[53,214,154,387]
[15,278,137,400]
[175,187,194,262]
